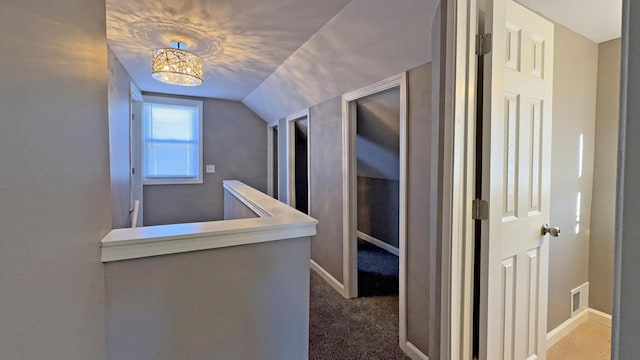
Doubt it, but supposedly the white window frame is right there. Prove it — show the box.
[142,95,204,186]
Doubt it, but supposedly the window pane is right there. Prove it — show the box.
[143,100,201,182]
[145,141,199,178]
[149,104,197,141]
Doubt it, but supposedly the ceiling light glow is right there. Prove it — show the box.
[152,42,203,87]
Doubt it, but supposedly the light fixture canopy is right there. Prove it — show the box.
[152,42,203,86]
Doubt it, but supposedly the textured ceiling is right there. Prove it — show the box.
[106,0,352,100]
[243,0,438,122]
[517,0,622,43]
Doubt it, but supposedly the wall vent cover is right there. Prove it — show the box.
[572,292,581,312]
[571,282,590,318]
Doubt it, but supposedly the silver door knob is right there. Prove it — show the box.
[541,224,561,237]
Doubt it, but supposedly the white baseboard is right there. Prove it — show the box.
[547,309,589,349]
[310,259,346,298]
[357,231,400,256]
[403,340,430,360]
[547,307,613,349]
[588,308,612,327]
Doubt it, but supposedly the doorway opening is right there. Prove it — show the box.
[342,73,410,352]
[286,111,310,214]
[129,82,144,228]
[268,122,279,199]
[354,87,401,297]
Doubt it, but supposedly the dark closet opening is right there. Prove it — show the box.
[355,87,401,297]
[293,119,308,214]
[272,126,279,199]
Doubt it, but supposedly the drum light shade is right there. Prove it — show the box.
[152,46,203,87]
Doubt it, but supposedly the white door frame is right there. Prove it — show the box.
[129,82,144,228]
[341,73,410,352]
[285,109,311,213]
[267,120,279,198]
[439,0,483,358]
[442,1,634,359]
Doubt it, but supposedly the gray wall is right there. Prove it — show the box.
[614,2,640,357]
[307,63,436,356]
[357,178,400,247]
[406,63,436,353]
[108,48,135,229]
[548,24,599,331]
[547,26,620,331]
[0,0,111,359]
[428,5,444,356]
[309,97,345,283]
[277,117,289,204]
[590,38,621,315]
[143,96,267,225]
[356,88,401,248]
[105,238,311,360]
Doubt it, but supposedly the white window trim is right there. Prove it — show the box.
[142,95,204,186]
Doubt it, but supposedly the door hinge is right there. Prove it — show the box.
[472,199,489,220]
[476,33,492,55]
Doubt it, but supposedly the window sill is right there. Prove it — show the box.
[143,178,203,186]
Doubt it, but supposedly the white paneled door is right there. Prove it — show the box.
[481,0,555,359]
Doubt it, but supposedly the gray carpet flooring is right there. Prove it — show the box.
[309,240,409,360]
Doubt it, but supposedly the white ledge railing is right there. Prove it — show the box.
[100,180,318,262]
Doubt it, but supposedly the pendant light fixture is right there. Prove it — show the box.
[152,41,203,86]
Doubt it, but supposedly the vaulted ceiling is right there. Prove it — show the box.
[108,0,622,123]
[107,0,439,122]
[244,0,438,122]
[106,0,352,100]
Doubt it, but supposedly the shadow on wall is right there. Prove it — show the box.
[356,88,401,180]
[5,2,107,81]
[357,178,400,247]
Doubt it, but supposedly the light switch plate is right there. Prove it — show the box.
[206,165,216,173]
